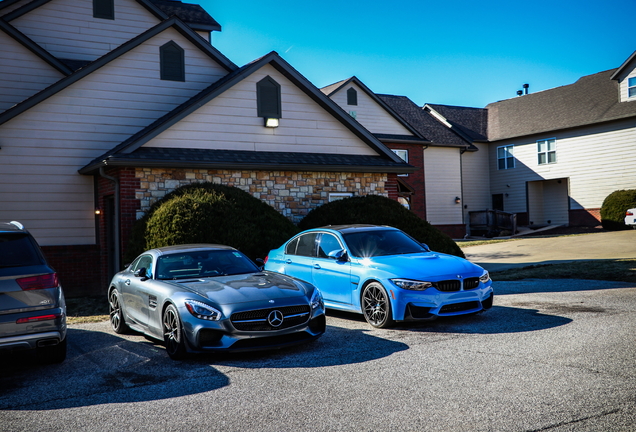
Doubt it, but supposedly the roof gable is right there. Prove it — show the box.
[0,16,237,126]
[321,76,426,142]
[80,52,409,174]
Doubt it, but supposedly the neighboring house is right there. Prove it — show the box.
[323,78,490,238]
[484,54,636,228]
[0,0,411,295]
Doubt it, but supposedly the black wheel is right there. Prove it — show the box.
[361,282,394,328]
[38,337,67,364]
[109,288,130,334]
[163,304,187,360]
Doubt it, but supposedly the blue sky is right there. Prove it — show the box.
[203,0,634,108]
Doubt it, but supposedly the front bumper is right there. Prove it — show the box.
[389,284,494,321]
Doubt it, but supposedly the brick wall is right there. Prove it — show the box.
[41,244,101,297]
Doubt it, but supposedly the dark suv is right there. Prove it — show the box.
[0,221,67,363]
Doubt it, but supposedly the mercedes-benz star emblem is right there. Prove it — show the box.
[268,310,284,327]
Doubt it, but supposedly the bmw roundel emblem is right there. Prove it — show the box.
[268,310,284,327]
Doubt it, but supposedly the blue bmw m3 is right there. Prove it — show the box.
[264,224,493,328]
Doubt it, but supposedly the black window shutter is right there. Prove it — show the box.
[347,87,357,105]
[160,42,185,82]
[257,76,281,118]
[93,0,114,19]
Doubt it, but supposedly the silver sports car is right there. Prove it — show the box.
[107,244,326,359]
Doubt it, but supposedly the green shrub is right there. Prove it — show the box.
[298,195,465,257]
[125,183,299,263]
[600,189,636,231]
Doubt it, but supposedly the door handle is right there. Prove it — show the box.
[124,279,131,286]
[313,264,321,269]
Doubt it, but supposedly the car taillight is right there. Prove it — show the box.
[627,211,634,216]
[263,255,269,264]
[16,313,63,324]
[16,273,59,290]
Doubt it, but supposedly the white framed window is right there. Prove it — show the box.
[629,77,636,98]
[537,138,557,165]
[497,145,515,170]
[392,149,408,176]
[328,193,353,202]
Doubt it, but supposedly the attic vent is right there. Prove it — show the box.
[347,87,358,106]
[160,41,185,82]
[93,0,114,19]
[257,76,282,119]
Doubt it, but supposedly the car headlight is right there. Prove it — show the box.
[391,279,433,290]
[310,288,324,310]
[479,271,491,283]
[184,300,222,321]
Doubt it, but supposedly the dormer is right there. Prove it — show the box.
[611,50,636,103]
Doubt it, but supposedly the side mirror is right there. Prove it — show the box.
[134,267,149,280]
[255,258,265,270]
[328,249,349,262]
[421,243,431,252]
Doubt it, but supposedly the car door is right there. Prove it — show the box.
[282,232,317,284]
[121,254,154,328]
[312,233,353,306]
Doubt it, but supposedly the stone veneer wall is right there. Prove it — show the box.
[135,168,388,223]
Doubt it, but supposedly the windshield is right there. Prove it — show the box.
[156,249,259,280]
[342,230,427,258]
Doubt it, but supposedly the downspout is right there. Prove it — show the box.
[99,167,120,272]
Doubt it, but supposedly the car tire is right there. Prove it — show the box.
[361,282,394,328]
[38,337,67,364]
[163,304,188,360]
[109,288,130,334]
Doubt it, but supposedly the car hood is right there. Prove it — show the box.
[172,272,307,305]
[358,252,484,280]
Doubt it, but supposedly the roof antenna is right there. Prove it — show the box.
[523,83,529,95]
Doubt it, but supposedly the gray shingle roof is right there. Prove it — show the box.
[87,147,414,174]
[486,68,636,141]
[426,104,488,142]
[149,0,221,31]
[377,94,472,148]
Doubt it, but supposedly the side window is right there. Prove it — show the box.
[285,237,299,255]
[294,233,318,257]
[497,145,515,170]
[347,87,358,106]
[629,77,636,98]
[160,41,185,82]
[132,255,153,278]
[537,138,556,165]
[94,0,114,19]
[318,234,343,259]
[392,149,408,177]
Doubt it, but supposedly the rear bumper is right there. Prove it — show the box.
[0,330,65,352]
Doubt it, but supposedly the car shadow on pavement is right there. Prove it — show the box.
[394,305,572,335]
[0,323,408,411]
[493,279,634,295]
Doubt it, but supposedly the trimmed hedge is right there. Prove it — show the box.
[125,183,299,263]
[298,195,465,258]
[600,189,636,231]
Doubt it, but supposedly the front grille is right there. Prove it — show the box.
[434,280,461,292]
[463,277,480,290]
[439,301,480,314]
[231,305,310,331]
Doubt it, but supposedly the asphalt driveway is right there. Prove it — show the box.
[463,230,636,272]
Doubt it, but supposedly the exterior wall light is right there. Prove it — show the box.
[94,208,102,215]
[455,197,461,204]
[264,117,279,128]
